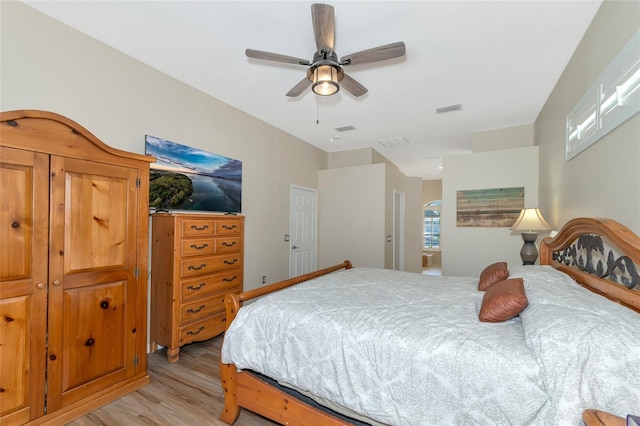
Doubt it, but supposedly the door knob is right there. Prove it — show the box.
[292,245,299,249]
[52,279,61,286]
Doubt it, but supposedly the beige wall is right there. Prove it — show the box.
[323,147,424,272]
[438,124,538,276]
[319,164,386,268]
[319,157,423,273]
[442,146,541,276]
[403,177,424,272]
[536,0,640,234]
[472,124,534,152]
[384,163,423,272]
[423,180,443,205]
[1,1,327,290]
[327,148,377,169]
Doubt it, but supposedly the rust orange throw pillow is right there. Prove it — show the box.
[479,278,528,323]
[478,262,509,291]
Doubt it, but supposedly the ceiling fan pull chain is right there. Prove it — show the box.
[316,100,320,124]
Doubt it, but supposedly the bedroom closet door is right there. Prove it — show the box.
[290,186,317,277]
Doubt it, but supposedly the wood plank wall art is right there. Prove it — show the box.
[456,187,524,227]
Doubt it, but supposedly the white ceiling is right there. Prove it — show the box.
[22,0,602,179]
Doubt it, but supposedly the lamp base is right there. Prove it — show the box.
[520,232,539,265]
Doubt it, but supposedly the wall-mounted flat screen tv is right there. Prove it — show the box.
[145,135,242,213]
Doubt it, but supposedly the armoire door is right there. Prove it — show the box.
[45,155,141,411]
[0,147,49,423]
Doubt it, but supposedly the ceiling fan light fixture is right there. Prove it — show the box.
[312,64,340,96]
[246,4,405,98]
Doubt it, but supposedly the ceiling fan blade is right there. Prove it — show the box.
[286,77,312,97]
[341,42,406,66]
[312,3,335,52]
[246,49,310,66]
[340,74,368,97]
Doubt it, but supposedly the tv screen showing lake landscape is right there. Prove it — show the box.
[145,135,242,213]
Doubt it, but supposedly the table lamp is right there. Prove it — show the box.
[510,208,552,265]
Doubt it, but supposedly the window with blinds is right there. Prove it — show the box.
[566,30,640,160]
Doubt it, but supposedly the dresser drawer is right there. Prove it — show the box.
[180,270,241,300]
[181,253,242,277]
[216,220,242,235]
[181,219,216,237]
[180,297,225,324]
[179,313,227,346]
[181,238,216,256]
[181,236,241,257]
[215,236,241,253]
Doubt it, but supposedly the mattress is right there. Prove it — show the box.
[222,267,547,425]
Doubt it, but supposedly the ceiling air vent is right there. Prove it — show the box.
[335,125,356,132]
[378,136,409,148]
[435,104,462,114]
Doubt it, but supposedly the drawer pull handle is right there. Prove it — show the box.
[189,264,206,271]
[187,305,205,314]
[223,259,238,265]
[222,242,236,247]
[223,276,238,282]
[222,225,237,230]
[187,326,205,336]
[187,283,205,291]
[190,243,209,250]
[191,225,209,231]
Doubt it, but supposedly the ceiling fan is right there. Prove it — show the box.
[245,3,406,97]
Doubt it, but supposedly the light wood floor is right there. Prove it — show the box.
[68,335,277,426]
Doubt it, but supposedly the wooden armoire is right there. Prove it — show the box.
[0,110,154,425]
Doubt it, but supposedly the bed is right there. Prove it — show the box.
[219,217,640,425]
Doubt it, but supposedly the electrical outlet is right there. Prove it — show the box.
[262,275,267,284]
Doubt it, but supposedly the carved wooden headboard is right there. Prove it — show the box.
[540,217,640,313]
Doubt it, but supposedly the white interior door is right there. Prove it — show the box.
[393,190,405,271]
[290,185,318,277]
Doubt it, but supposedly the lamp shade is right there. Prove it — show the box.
[312,65,340,96]
[510,208,552,232]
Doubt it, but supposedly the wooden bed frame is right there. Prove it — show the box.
[220,260,355,425]
[220,217,640,425]
[539,217,640,313]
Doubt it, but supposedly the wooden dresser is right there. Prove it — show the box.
[150,213,244,362]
